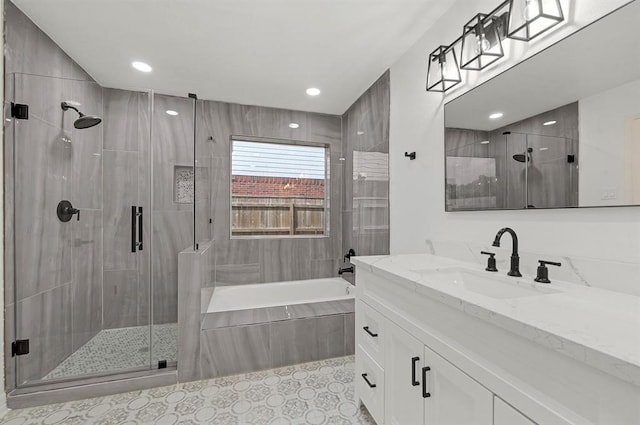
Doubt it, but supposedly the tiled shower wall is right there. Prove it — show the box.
[3,0,103,385]
[342,71,390,262]
[196,101,344,286]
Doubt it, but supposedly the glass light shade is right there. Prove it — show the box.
[426,45,462,92]
[508,0,564,41]
[460,14,504,71]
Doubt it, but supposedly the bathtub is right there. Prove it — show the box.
[207,277,354,313]
[199,277,356,379]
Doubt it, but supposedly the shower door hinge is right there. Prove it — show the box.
[10,103,29,120]
[11,339,29,357]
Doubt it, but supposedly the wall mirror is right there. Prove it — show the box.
[444,1,640,211]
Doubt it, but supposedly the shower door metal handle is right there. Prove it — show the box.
[131,206,137,252]
[137,207,143,251]
[131,206,143,252]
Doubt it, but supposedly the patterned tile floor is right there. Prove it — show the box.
[2,356,376,425]
[45,324,177,379]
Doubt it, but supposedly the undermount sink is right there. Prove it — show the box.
[415,267,561,299]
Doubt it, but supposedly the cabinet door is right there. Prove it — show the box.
[385,320,425,425]
[494,397,537,425]
[423,346,493,425]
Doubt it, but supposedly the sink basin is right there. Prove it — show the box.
[416,267,561,299]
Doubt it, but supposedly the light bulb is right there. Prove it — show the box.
[475,33,491,54]
[523,0,540,21]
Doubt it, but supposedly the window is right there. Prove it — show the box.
[231,139,328,237]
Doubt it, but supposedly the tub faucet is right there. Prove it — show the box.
[338,266,354,275]
[492,227,522,277]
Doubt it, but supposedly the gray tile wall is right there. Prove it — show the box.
[4,0,103,386]
[197,100,344,287]
[341,71,390,264]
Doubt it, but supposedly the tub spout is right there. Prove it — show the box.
[338,266,354,275]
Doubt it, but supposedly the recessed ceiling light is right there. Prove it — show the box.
[289,123,299,129]
[543,120,557,126]
[132,61,152,73]
[306,88,321,96]
[166,110,178,116]
[356,131,365,135]
[480,140,490,144]
[489,112,503,119]
[539,147,549,151]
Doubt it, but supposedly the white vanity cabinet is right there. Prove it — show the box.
[384,319,492,425]
[494,398,537,425]
[353,256,640,425]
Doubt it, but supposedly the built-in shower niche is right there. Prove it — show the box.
[174,165,195,204]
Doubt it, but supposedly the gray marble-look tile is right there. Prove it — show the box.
[152,210,194,324]
[177,249,202,382]
[215,263,261,286]
[4,2,92,81]
[200,324,270,379]
[317,314,346,359]
[14,114,73,301]
[16,284,73,384]
[103,270,138,329]
[103,88,139,151]
[102,150,139,271]
[202,308,271,329]
[71,80,103,210]
[345,313,355,355]
[270,317,317,368]
[268,300,354,322]
[71,209,102,350]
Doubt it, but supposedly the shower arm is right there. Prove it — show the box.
[61,102,82,115]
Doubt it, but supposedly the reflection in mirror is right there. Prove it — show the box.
[444,0,640,211]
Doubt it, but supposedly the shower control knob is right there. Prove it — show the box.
[57,200,80,222]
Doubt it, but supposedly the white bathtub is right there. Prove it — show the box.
[207,277,354,313]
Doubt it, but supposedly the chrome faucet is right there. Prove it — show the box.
[492,227,522,277]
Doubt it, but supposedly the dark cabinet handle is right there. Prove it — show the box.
[363,326,378,337]
[411,357,420,386]
[361,373,376,388]
[422,366,431,398]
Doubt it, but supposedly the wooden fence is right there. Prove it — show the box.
[231,197,325,236]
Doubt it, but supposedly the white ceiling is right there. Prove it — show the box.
[13,0,452,115]
[445,0,640,131]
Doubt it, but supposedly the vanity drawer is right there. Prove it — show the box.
[356,346,385,424]
[356,299,385,366]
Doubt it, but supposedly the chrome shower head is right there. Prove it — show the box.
[61,101,102,129]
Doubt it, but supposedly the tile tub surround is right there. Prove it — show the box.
[200,299,355,380]
[0,356,375,425]
[352,253,640,387]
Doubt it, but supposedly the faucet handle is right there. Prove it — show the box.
[480,251,498,272]
[534,260,561,283]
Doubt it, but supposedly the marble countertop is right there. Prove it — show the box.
[352,253,640,386]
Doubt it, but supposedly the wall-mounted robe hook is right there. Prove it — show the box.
[405,152,416,160]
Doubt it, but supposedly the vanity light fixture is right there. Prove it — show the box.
[508,0,564,41]
[543,120,557,126]
[460,14,506,70]
[426,45,462,92]
[425,0,564,93]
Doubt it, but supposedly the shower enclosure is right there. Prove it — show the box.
[3,72,203,391]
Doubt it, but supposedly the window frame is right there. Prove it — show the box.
[229,135,330,240]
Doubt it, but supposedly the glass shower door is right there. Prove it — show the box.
[9,73,155,387]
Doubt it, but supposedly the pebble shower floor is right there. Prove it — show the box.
[0,356,376,425]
